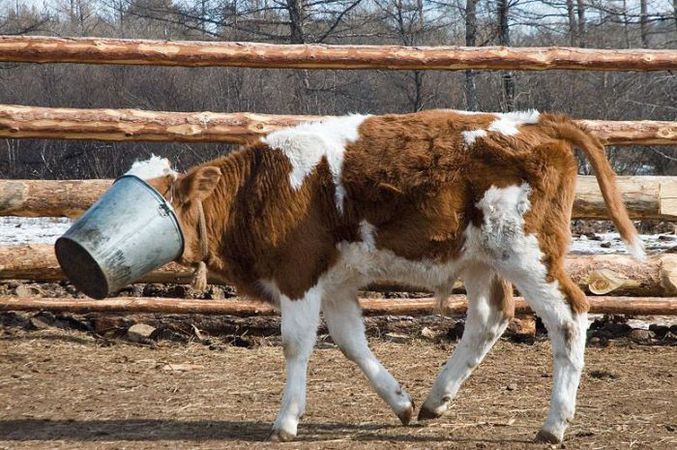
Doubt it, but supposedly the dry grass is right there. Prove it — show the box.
[0,328,675,449]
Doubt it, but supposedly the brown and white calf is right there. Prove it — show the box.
[134,110,643,443]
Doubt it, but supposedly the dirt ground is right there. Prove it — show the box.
[0,328,675,450]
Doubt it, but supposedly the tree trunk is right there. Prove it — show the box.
[497,0,514,111]
[200,0,208,35]
[286,0,305,44]
[464,0,478,111]
[286,0,309,112]
[640,0,649,48]
[566,0,578,47]
[411,0,425,111]
[576,0,586,47]
[622,0,631,48]
[412,71,424,111]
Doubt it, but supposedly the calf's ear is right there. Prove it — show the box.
[177,166,222,203]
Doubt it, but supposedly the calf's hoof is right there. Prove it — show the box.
[535,429,562,444]
[269,429,296,442]
[396,400,415,426]
[417,404,442,421]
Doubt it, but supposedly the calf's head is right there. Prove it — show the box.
[144,163,222,266]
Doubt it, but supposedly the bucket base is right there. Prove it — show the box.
[55,237,109,300]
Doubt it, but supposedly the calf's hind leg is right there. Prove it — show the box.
[499,263,589,444]
[322,288,415,424]
[419,264,514,419]
[464,178,588,443]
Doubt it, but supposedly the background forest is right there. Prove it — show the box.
[0,0,675,178]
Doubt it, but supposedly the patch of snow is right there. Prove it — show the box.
[570,233,674,255]
[0,217,674,330]
[0,216,72,245]
[1,217,675,256]
[589,314,675,330]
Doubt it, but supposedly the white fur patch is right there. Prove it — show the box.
[464,183,540,273]
[257,279,282,305]
[471,183,533,260]
[322,291,413,416]
[332,240,460,299]
[462,129,488,146]
[455,110,540,145]
[624,236,646,261]
[274,285,323,436]
[477,183,532,217]
[487,110,540,137]
[359,220,376,251]
[265,223,460,303]
[126,155,177,180]
[262,115,369,213]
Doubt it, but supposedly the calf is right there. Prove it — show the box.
[137,110,643,443]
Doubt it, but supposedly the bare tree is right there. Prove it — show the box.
[287,0,305,43]
[566,0,577,46]
[465,0,478,110]
[497,0,514,111]
[576,0,586,47]
[0,0,676,178]
[640,0,649,47]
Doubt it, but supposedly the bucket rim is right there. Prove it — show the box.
[55,236,110,299]
[114,174,185,260]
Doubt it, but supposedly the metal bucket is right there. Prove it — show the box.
[55,175,184,299]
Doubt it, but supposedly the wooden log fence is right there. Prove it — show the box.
[1,244,676,297]
[0,179,111,218]
[0,105,675,146]
[1,295,675,316]
[2,175,675,220]
[573,176,676,219]
[1,36,676,71]
[0,35,674,318]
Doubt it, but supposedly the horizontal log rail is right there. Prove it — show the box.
[1,245,675,297]
[2,175,675,220]
[0,244,226,285]
[573,176,676,219]
[0,105,675,146]
[0,295,675,316]
[1,36,676,72]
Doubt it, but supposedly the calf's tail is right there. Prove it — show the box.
[542,115,645,260]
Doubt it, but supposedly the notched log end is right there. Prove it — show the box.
[587,268,632,295]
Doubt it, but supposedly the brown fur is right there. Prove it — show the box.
[149,110,639,315]
[490,276,515,321]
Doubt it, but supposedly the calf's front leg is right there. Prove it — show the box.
[322,290,414,424]
[270,287,322,441]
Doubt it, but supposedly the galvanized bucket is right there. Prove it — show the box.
[55,175,184,299]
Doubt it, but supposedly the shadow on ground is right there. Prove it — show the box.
[0,419,534,444]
